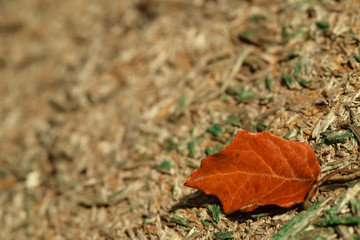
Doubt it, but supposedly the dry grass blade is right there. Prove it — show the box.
[220,48,253,93]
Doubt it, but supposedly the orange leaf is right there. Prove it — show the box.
[184,130,320,214]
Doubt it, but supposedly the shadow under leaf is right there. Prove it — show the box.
[171,190,301,222]
[227,204,300,222]
[169,190,220,213]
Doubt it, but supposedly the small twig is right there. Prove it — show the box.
[328,169,360,182]
[303,170,345,210]
[303,169,360,210]
[348,123,360,143]
[220,48,253,93]
[345,104,358,123]
[344,104,360,142]
[244,219,262,240]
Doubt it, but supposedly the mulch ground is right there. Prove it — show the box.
[1,0,360,239]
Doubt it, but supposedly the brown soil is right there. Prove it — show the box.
[1,0,360,239]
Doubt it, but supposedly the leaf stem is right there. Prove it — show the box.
[303,169,360,209]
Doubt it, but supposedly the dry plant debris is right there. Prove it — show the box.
[0,0,360,239]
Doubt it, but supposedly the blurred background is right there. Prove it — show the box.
[1,0,359,239]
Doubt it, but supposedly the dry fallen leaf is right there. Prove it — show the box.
[185,130,321,214]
